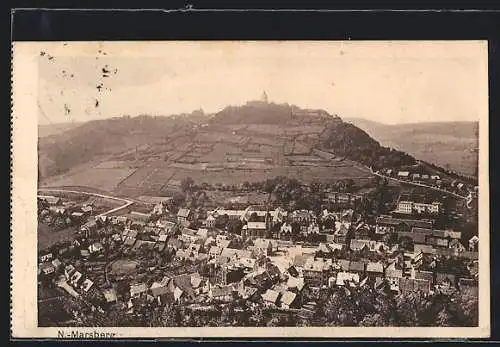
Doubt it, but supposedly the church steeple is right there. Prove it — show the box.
[261,90,269,103]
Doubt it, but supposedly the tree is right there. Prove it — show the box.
[181,176,195,193]
[248,212,259,222]
[227,219,243,235]
[436,307,453,327]
[215,214,229,229]
[359,313,387,327]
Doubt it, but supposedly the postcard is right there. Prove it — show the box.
[11,40,490,338]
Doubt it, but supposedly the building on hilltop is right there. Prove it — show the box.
[261,90,269,103]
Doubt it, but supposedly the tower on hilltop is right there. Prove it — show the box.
[261,90,269,103]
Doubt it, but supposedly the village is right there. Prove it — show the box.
[37,174,480,327]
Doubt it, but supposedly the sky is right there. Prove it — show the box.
[35,41,488,125]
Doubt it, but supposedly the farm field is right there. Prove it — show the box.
[38,222,77,250]
[39,118,378,198]
[51,154,375,198]
[206,191,273,206]
[42,167,137,191]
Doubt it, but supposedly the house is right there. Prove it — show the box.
[348,261,365,274]
[81,219,98,234]
[366,262,384,278]
[150,276,174,298]
[81,278,94,292]
[333,223,350,244]
[287,265,299,278]
[64,264,76,280]
[375,216,399,235]
[469,235,479,251]
[377,215,434,235]
[287,276,305,291]
[261,289,280,306]
[414,270,434,284]
[209,285,234,302]
[449,239,466,252]
[385,263,403,292]
[103,288,118,303]
[88,242,104,254]
[335,272,360,287]
[166,237,183,251]
[412,173,420,181]
[179,228,198,244]
[349,239,368,252]
[132,240,155,252]
[303,258,328,287]
[205,214,216,228]
[289,210,316,224]
[399,278,431,295]
[293,254,311,271]
[39,253,53,262]
[156,219,176,232]
[436,273,456,287]
[209,245,222,260]
[71,211,85,219]
[197,228,209,240]
[242,222,268,239]
[252,238,277,256]
[317,243,333,257]
[39,195,62,205]
[306,223,320,235]
[281,290,299,309]
[397,171,410,178]
[186,243,203,259]
[39,262,55,276]
[219,248,252,264]
[130,283,148,298]
[270,207,288,224]
[173,287,184,303]
[158,234,169,243]
[414,244,435,255]
[177,208,192,226]
[70,271,83,287]
[395,193,441,215]
[173,274,197,301]
[280,222,293,237]
[190,273,204,292]
[124,237,136,248]
[51,258,62,270]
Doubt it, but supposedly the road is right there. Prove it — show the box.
[38,188,134,217]
[370,170,468,200]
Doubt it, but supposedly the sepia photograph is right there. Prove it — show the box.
[11,40,490,338]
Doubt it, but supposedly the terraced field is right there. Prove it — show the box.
[40,118,375,197]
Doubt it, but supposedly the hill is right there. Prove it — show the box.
[344,118,479,177]
[38,101,417,196]
[38,122,83,138]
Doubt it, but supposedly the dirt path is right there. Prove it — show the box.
[38,188,134,216]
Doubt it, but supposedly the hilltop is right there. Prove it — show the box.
[345,118,479,177]
[38,101,417,197]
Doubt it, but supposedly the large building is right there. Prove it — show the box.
[395,192,442,215]
[375,215,434,235]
